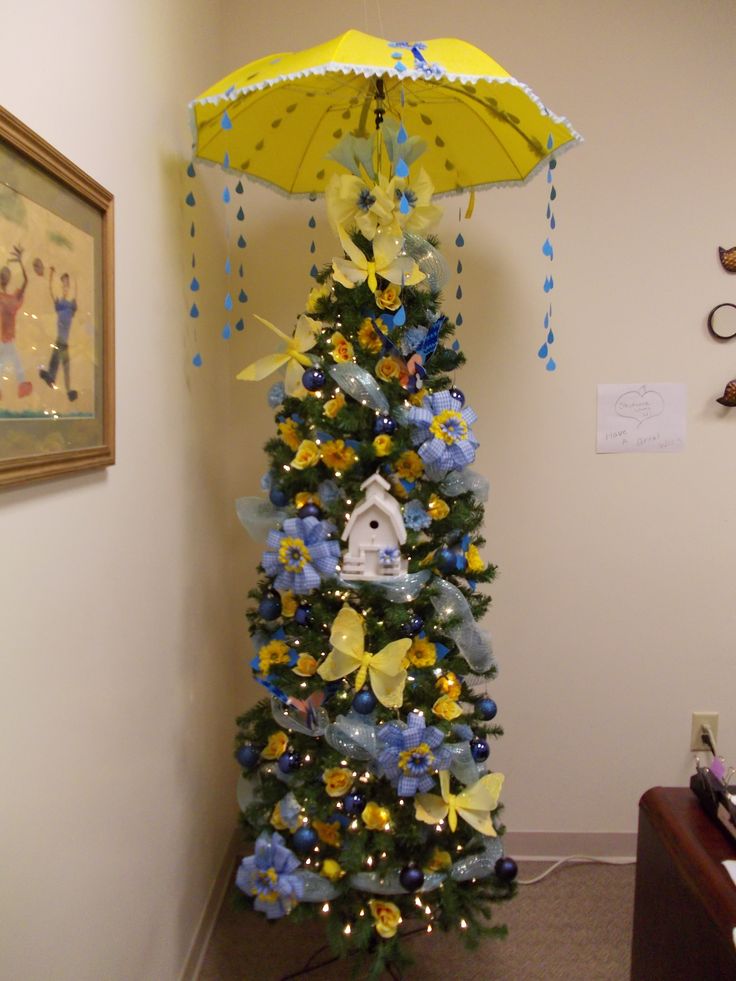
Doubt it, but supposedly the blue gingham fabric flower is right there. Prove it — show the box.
[379,546,401,566]
[403,499,431,531]
[262,516,340,594]
[236,832,304,919]
[407,390,479,474]
[377,711,452,796]
[268,382,286,408]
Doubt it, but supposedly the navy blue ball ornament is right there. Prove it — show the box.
[269,485,289,508]
[235,744,261,770]
[343,790,367,816]
[435,547,457,574]
[302,366,326,391]
[294,603,313,627]
[297,502,321,519]
[292,826,318,853]
[277,750,301,774]
[352,688,378,714]
[448,386,465,407]
[477,698,498,721]
[494,856,518,882]
[258,590,282,621]
[374,415,397,435]
[401,614,424,637]
[399,865,425,892]
[470,737,490,762]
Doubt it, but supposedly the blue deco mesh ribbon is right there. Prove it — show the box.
[338,570,431,603]
[295,869,339,902]
[328,363,389,413]
[430,579,494,673]
[324,710,379,760]
[450,835,505,881]
[236,496,287,542]
[271,696,329,738]
[439,468,490,502]
[349,870,446,894]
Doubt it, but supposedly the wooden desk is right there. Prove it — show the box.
[631,786,736,980]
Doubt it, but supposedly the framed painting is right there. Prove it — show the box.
[0,106,114,488]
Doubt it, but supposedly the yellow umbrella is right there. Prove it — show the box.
[189,29,581,197]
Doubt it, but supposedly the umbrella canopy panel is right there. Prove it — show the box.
[190,29,581,197]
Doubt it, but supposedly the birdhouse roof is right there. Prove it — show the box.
[342,479,407,544]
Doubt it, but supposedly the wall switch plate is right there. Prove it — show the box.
[691,711,719,752]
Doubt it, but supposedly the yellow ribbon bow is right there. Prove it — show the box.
[236,313,321,396]
[414,769,504,836]
[332,226,425,294]
[316,606,410,709]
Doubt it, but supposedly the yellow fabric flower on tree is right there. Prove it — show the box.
[407,637,437,668]
[362,801,392,831]
[388,168,443,235]
[427,493,450,521]
[292,653,318,677]
[325,172,395,241]
[466,543,486,573]
[415,770,504,836]
[395,450,424,481]
[436,671,462,700]
[332,226,425,294]
[425,847,453,872]
[323,392,346,419]
[373,434,393,457]
[320,859,345,882]
[294,491,321,510]
[313,819,342,847]
[375,356,403,383]
[261,731,289,760]
[368,899,402,939]
[322,766,353,797]
[278,418,302,451]
[280,591,298,618]
[432,694,464,721]
[375,284,402,311]
[321,439,358,472]
[330,331,354,363]
[317,605,410,709]
[306,281,332,314]
[258,639,292,672]
[291,439,321,470]
[237,313,321,397]
[357,317,383,353]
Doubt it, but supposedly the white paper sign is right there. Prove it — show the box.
[596,383,686,454]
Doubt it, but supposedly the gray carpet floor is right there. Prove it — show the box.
[199,859,635,980]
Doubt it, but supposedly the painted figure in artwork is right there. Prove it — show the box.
[0,244,32,399]
[40,268,79,401]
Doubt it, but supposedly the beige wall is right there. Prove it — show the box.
[2,0,735,977]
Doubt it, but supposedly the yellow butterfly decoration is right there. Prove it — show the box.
[414,770,504,837]
[236,313,321,396]
[332,226,425,294]
[316,605,411,709]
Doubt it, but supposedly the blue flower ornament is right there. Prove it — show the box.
[378,710,452,796]
[407,390,478,475]
[262,515,340,594]
[236,832,304,919]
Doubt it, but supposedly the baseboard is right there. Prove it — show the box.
[503,830,637,861]
[179,827,242,981]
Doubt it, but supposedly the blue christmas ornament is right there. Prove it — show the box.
[343,790,367,816]
[470,737,490,762]
[477,698,498,721]
[448,387,465,407]
[294,603,313,627]
[399,865,425,892]
[235,744,261,770]
[352,688,378,714]
[291,826,318,853]
[494,856,518,882]
[401,613,424,637]
[374,415,397,436]
[269,486,289,508]
[297,502,321,519]
[435,547,457,574]
[302,367,326,392]
[258,591,282,621]
[277,750,301,774]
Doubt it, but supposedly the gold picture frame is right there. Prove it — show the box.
[0,106,114,488]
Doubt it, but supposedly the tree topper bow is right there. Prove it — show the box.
[317,605,410,709]
[332,227,425,294]
[414,769,504,836]
[237,314,320,395]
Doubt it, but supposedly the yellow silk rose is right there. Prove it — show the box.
[395,450,423,481]
[357,317,383,353]
[261,731,289,760]
[375,284,402,311]
[323,392,346,419]
[373,434,393,457]
[280,591,298,618]
[425,847,453,872]
[321,439,358,471]
[466,543,486,573]
[277,418,302,451]
[293,653,318,677]
[427,493,450,521]
[436,671,462,700]
[294,491,321,510]
[330,331,355,363]
[313,819,342,846]
[270,801,289,831]
[432,694,464,721]
[320,858,345,882]
[368,899,402,938]
[362,801,392,830]
[375,356,402,382]
[322,766,353,797]
[291,439,321,470]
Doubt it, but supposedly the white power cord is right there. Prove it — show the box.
[517,855,635,886]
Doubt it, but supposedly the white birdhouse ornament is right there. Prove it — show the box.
[341,473,408,580]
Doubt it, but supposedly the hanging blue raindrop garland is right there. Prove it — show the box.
[185,161,203,367]
[539,135,557,372]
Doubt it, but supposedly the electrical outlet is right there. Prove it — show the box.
[691,712,719,752]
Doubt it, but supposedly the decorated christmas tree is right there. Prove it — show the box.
[187,28,580,979]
